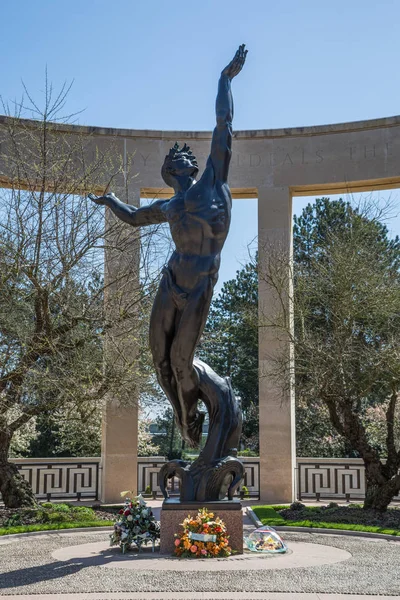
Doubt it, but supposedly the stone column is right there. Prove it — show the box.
[101,177,141,503]
[257,186,296,504]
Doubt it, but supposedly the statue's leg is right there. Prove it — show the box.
[170,277,214,446]
[149,276,183,429]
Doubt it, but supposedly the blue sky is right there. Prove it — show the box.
[1,0,400,291]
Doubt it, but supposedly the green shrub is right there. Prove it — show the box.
[241,485,250,498]
[47,512,69,523]
[39,502,72,513]
[1,502,102,532]
[69,507,95,521]
[4,514,22,527]
[71,506,95,515]
[238,449,258,457]
[52,503,71,513]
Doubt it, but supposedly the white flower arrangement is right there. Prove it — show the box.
[110,493,160,554]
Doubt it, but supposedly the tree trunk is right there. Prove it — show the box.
[364,478,399,512]
[0,436,38,508]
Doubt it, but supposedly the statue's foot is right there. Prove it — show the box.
[184,411,205,448]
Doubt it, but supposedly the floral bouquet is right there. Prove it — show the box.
[174,507,231,558]
[110,492,160,554]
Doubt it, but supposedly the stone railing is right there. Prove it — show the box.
[296,457,400,502]
[10,457,101,501]
[10,456,399,502]
[9,455,259,502]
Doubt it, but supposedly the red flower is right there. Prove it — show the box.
[124,509,130,516]
[118,509,124,514]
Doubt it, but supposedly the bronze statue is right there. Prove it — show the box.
[89,45,248,502]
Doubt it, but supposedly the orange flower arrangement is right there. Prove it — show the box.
[174,507,232,558]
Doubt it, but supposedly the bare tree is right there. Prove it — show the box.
[0,79,160,507]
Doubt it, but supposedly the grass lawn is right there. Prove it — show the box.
[0,502,116,536]
[252,503,400,537]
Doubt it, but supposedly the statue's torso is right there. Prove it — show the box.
[162,175,231,290]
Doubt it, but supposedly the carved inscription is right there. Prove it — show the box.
[116,140,396,171]
[349,142,392,161]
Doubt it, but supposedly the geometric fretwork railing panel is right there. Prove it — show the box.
[297,458,400,502]
[11,458,101,501]
[137,458,167,495]
[241,461,260,496]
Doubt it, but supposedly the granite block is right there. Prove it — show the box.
[160,503,243,555]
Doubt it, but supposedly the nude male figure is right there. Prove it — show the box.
[89,45,247,448]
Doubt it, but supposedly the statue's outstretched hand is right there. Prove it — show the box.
[221,44,247,80]
[88,192,116,206]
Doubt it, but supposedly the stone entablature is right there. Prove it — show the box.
[2,114,400,195]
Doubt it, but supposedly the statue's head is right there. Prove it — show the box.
[161,142,199,190]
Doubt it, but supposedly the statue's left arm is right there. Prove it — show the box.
[209,44,247,183]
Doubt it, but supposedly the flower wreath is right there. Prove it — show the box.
[110,492,160,553]
[174,507,231,558]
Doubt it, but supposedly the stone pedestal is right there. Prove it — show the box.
[160,498,243,555]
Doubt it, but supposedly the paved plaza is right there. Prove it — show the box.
[1,595,400,600]
[1,519,400,599]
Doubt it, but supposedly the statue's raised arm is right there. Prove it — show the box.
[209,44,247,183]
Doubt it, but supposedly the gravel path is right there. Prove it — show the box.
[0,530,399,595]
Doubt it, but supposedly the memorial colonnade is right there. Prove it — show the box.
[1,115,400,502]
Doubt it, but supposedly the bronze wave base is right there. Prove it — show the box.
[159,455,244,502]
[159,359,244,503]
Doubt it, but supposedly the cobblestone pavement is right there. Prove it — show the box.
[1,595,400,600]
[0,530,399,596]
